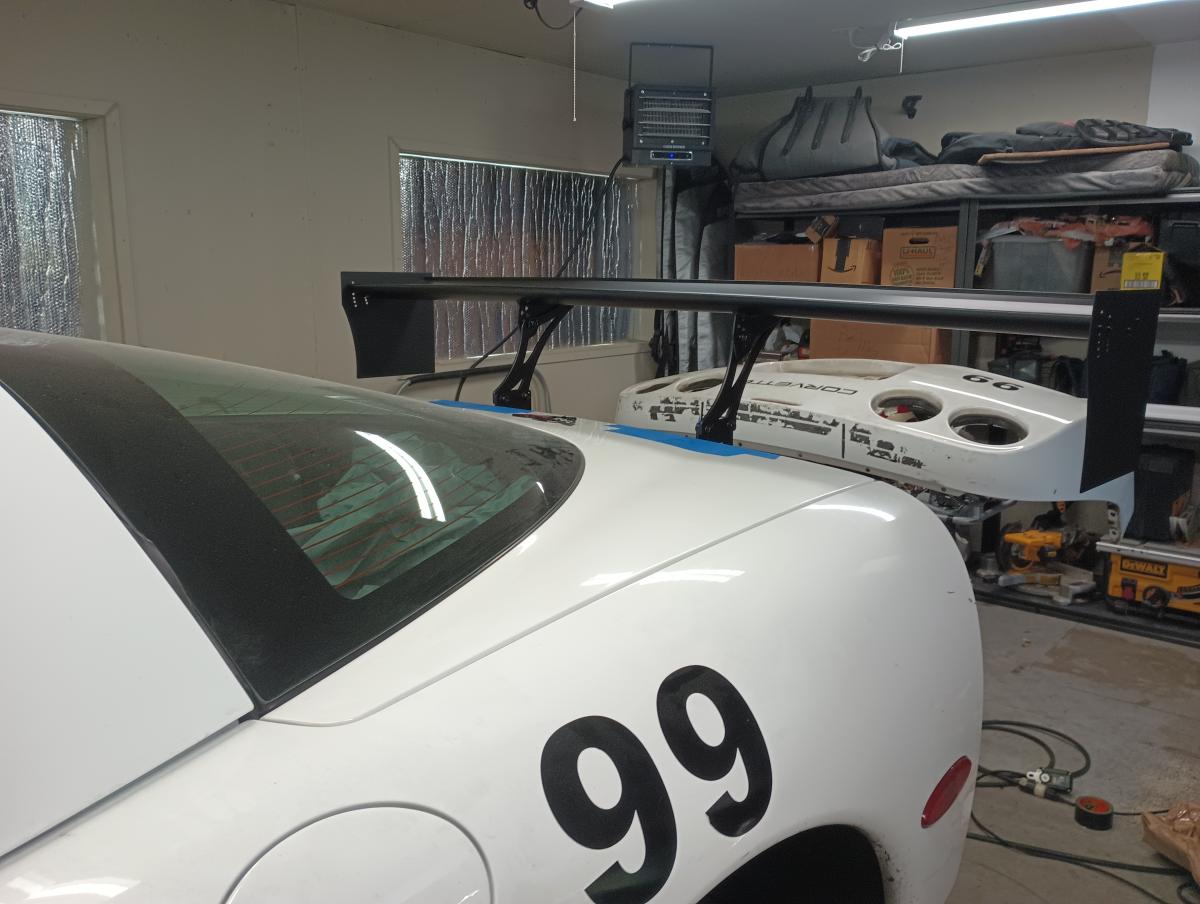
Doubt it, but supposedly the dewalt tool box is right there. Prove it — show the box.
[1097,539,1200,616]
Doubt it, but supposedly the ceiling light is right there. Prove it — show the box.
[570,0,640,8]
[894,0,1182,39]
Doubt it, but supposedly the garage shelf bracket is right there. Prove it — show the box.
[696,312,782,446]
[493,299,572,410]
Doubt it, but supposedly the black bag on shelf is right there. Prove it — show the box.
[1046,356,1087,397]
[1148,350,1188,404]
[1180,360,1200,408]
[1162,218,1200,307]
[731,87,895,182]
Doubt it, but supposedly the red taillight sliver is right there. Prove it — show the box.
[921,756,973,829]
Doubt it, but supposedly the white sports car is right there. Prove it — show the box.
[0,327,981,903]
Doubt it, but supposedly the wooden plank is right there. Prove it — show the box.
[978,142,1171,165]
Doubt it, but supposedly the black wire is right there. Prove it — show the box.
[453,323,521,402]
[978,720,1172,814]
[1179,880,1200,903]
[965,830,1176,904]
[969,718,1191,902]
[981,724,1058,771]
[523,0,577,30]
[969,813,1188,877]
[555,156,627,278]
[451,156,625,403]
[984,719,1091,778]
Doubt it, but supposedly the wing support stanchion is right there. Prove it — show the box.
[492,299,572,410]
[695,312,782,445]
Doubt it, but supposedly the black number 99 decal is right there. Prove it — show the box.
[657,665,773,837]
[541,666,772,903]
[964,373,1020,391]
[540,716,677,904]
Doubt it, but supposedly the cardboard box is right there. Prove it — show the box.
[818,226,958,363]
[734,242,821,283]
[882,226,958,288]
[1091,244,1126,292]
[819,238,881,285]
[809,321,952,364]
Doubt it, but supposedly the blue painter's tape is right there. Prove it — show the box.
[605,424,778,459]
[433,401,776,459]
[432,400,531,415]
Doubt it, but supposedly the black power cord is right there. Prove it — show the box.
[970,814,1177,903]
[452,155,626,402]
[523,0,577,30]
[969,813,1188,877]
[553,156,627,278]
[968,720,1191,903]
[976,720,1172,814]
[985,719,1091,778]
[452,323,522,404]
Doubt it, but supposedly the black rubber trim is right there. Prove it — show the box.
[0,339,584,709]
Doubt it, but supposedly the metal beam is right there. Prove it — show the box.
[342,273,1102,340]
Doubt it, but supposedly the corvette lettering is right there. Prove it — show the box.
[746,378,856,395]
[541,665,771,904]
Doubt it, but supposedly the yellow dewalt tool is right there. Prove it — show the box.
[995,504,1096,604]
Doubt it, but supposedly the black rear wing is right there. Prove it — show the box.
[340,273,1161,493]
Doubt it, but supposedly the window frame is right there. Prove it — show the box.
[387,138,660,368]
[0,91,137,343]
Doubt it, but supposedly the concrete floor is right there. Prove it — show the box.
[948,602,1200,903]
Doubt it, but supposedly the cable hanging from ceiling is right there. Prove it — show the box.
[523,0,578,30]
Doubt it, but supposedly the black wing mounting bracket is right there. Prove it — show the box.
[696,312,782,445]
[493,299,572,409]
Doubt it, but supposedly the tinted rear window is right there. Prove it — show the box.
[0,331,582,706]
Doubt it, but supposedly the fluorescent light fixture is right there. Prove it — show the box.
[570,0,640,8]
[894,0,1181,38]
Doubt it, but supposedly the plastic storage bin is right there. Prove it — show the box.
[980,235,1094,293]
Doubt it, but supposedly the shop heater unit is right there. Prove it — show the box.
[622,43,714,167]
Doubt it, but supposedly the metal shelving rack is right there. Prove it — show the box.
[735,187,1200,440]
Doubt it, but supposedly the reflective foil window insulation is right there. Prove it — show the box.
[396,154,635,360]
[0,111,86,337]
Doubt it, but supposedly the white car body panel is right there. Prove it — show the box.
[225,807,489,904]
[0,477,979,904]
[268,410,868,727]
[0,391,252,858]
[617,359,1134,531]
[0,333,982,903]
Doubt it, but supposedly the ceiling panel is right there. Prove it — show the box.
[295,0,1200,94]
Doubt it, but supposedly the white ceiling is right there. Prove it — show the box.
[296,0,1200,94]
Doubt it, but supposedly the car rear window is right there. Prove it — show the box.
[0,331,582,706]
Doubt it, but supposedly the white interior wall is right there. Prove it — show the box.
[1148,40,1200,165]
[0,0,652,419]
[717,47,1155,161]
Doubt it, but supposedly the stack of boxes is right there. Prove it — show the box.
[734,222,959,364]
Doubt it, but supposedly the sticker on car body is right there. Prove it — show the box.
[540,665,772,904]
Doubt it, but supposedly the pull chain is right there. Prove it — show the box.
[572,11,577,123]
